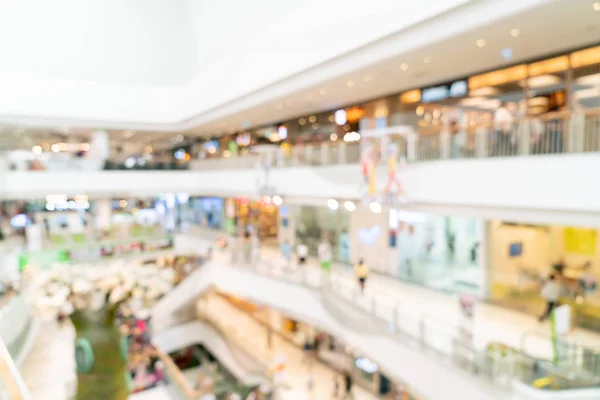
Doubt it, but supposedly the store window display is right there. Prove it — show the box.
[293,205,349,260]
[396,212,483,296]
[489,221,600,331]
[191,198,224,229]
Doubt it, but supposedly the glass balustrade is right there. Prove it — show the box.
[216,254,600,393]
[13,110,600,174]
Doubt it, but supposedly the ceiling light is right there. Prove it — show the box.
[51,144,60,152]
[32,145,42,154]
[400,63,409,71]
[594,1,600,11]
[330,133,338,141]
[424,56,432,64]
[327,199,339,210]
[363,75,372,82]
[476,39,486,48]
[369,202,382,214]
[299,118,306,125]
[347,80,355,88]
[309,115,317,123]
[328,115,335,123]
[272,196,283,206]
[81,143,91,151]
[335,109,347,125]
[319,88,327,95]
[344,201,356,212]
[510,28,520,37]
[416,106,424,116]
[119,200,128,208]
[312,123,319,130]
[343,131,361,143]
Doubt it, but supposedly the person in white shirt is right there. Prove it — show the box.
[539,274,562,322]
[296,243,308,266]
[493,102,515,155]
[318,238,332,272]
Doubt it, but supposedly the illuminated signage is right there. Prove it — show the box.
[421,80,467,103]
[345,107,366,123]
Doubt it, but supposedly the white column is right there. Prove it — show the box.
[0,153,8,199]
[86,130,110,160]
[94,199,112,232]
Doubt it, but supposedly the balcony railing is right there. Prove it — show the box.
[7,110,600,174]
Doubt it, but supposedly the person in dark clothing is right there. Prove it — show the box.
[343,372,353,399]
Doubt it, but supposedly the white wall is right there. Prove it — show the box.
[0,0,540,126]
[0,0,189,85]
[181,0,474,116]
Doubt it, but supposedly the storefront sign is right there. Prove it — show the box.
[421,80,467,103]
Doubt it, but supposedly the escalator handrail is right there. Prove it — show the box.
[0,338,31,400]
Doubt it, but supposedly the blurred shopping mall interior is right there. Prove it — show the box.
[2,0,600,399]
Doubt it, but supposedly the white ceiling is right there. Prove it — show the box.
[0,0,597,139]
[190,0,600,135]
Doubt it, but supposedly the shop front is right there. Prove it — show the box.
[232,197,278,241]
[348,208,389,272]
[190,197,224,229]
[489,221,600,331]
[292,204,349,261]
[394,211,485,297]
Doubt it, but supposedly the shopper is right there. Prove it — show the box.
[281,240,291,267]
[318,237,332,273]
[493,101,514,156]
[539,274,562,322]
[343,372,353,399]
[354,258,369,293]
[297,242,308,266]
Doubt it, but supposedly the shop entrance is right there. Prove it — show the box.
[489,221,600,331]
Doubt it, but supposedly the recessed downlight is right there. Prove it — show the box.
[510,28,520,37]
[347,80,355,88]
[400,63,409,71]
[476,38,486,48]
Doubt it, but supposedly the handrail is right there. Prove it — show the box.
[236,256,600,392]
[0,338,31,400]
[155,348,207,400]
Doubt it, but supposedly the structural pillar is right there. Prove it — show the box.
[94,199,113,234]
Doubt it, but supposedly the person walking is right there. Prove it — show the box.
[318,237,332,273]
[343,372,353,399]
[354,258,369,293]
[297,243,308,266]
[539,274,562,322]
[281,240,291,267]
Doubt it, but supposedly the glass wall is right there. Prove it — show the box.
[293,205,349,260]
[191,197,224,229]
[489,221,600,331]
[395,211,484,296]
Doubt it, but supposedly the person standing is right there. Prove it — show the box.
[493,101,514,156]
[354,259,369,293]
[318,237,332,273]
[539,274,562,322]
[281,240,291,267]
[297,243,308,266]
[343,371,353,399]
